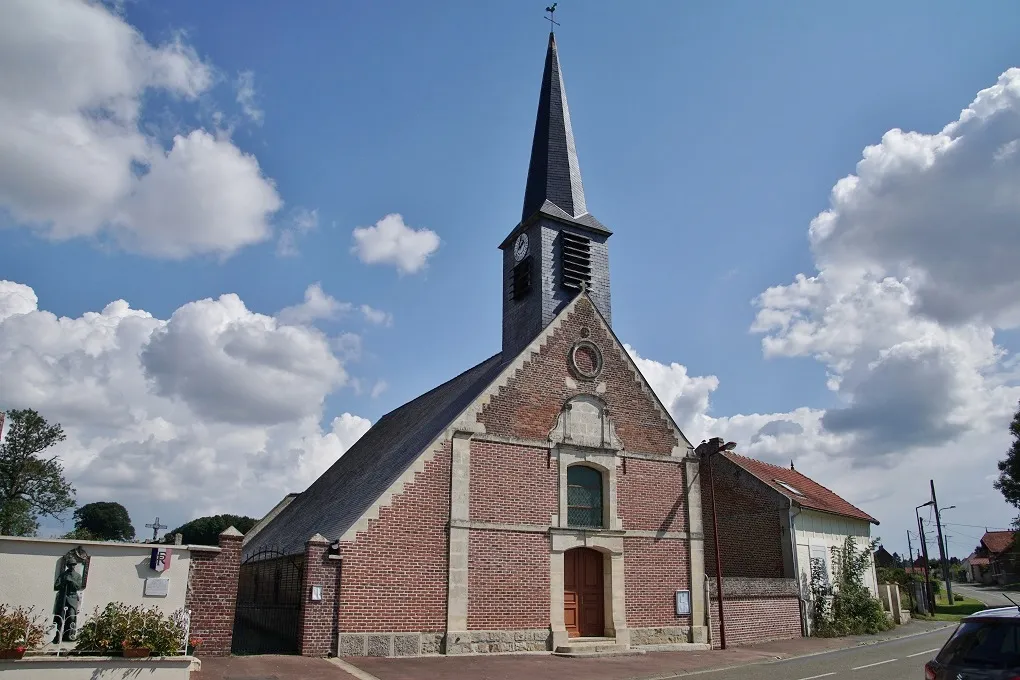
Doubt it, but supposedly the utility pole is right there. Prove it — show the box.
[930,480,953,603]
[906,530,914,570]
[696,437,737,650]
[918,516,934,612]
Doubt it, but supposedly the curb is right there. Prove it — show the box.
[635,624,955,679]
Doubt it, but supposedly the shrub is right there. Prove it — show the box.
[0,604,46,651]
[811,537,895,637]
[74,603,187,656]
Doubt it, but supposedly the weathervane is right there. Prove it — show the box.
[545,3,559,32]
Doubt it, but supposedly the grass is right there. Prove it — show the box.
[930,592,989,621]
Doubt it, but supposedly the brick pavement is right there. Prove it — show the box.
[192,620,953,680]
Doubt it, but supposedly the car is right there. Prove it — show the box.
[925,605,1020,679]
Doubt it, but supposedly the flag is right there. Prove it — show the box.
[149,547,173,573]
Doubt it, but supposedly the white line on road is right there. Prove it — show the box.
[906,648,942,658]
[796,674,836,680]
[851,658,898,670]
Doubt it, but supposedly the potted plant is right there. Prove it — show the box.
[0,604,45,660]
[74,603,187,657]
[187,637,203,655]
[121,634,149,658]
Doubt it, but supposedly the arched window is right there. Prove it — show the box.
[567,465,604,529]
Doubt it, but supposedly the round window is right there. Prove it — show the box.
[570,340,603,380]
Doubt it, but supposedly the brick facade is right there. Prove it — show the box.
[623,538,691,628]
[468,530,550,630]
[701,456,787,578]
[470,441,557,525]
[709,596,802,647]
[337,442,451,633]
[299,536,341,656]
[184,529,242,657]
[618,457,687,532]
[480,297,678,455]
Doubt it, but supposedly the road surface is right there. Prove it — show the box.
[954,582,1020,607]
[697,626,953,680]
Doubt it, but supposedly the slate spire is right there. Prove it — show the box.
[521,32,587,222]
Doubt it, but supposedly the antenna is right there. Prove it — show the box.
[1003,593,1020,612]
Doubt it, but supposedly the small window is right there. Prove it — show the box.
[567,465,603,529]
[511,257,532,300]
[775,480,803,496]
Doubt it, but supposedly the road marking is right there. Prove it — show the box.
[797,674,836,680]
[851,658,897,670]
[906,648,942,658]
[327,657,383,680]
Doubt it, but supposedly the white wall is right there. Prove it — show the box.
[0,536,193,624]
[793,509,878,598]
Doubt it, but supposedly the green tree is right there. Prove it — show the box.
[0,409,76,536]
[163,514,257,545]
[994,400,1020,511]
[72,501,135,541]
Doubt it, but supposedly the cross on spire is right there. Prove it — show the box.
[544,3,559,32]
[145,517,168,542]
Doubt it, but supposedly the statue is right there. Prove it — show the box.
[53,546,90,642]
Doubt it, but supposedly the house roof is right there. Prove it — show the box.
[969,556,992,566]
[981,530,1016,555]
[244,352,505,557]
[723,452,879,525]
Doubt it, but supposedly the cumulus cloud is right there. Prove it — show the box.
[0,279,371,532]
[351,213,440,274]
[278,283,394,329]
[0,0,282,258]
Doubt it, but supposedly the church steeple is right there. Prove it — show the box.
[521,32,587,222]
[500,32,613,360]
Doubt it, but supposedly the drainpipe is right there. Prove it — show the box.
[788,504,808,637]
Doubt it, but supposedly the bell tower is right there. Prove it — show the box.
[500,32,612,359]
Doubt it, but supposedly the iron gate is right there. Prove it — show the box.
[231,548,304,655]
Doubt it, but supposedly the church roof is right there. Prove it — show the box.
[521,32,588,223]
[245,352,505,557]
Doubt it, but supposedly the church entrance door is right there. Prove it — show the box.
[564,547,605,637]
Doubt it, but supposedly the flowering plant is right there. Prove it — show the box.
[0,605,45,651]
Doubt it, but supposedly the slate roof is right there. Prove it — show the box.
[245,353,505,557]
[723,452,880,525]
[522,32,588,222]
[981,530,1016,555]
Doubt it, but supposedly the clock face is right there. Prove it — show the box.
[513,233,529,262]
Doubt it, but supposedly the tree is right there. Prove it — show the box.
[0,409,76,536]
[72,502,135,541]
[994,400,1020,510]
[163,514,258,545]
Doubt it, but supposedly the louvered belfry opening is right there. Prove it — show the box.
[560,231,592,290]
[510,256,533,300]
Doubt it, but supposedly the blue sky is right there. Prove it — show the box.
[3,0,1020,555]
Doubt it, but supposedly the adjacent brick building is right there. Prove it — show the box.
[241,30,831,658]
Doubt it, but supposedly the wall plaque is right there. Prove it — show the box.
[144,578,170,597]
[674,589,691,616]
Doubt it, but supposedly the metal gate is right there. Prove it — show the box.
[231,548,304,655]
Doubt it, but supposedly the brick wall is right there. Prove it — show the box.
[618,457,687,532]
[338,442,451,633]
[299,537,341,656]
[709,596,802,647]
[468,530,550,630]
[185,530,242,657]
[702,456,787,578]
[481,296,678,455]
[470,441,556,525]
[624,538,691,628]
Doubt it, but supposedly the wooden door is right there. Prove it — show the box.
[564,548,605,638]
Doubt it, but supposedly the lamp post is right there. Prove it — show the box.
[936,503,956,602]
[696,437,737,650]
[916,502,934,612]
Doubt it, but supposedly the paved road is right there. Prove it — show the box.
[954,583,1020,607]
[693,627,953,680]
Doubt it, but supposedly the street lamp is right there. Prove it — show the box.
[696,437,737,650]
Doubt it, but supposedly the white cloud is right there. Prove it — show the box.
[351,213,440,274]
[276,207,318,257]
[0,0,282,259]
[370,380,388,399]
[0,279,370,532]
[278,283,351,326]
[235,70,263,125]
[360,304,393,326]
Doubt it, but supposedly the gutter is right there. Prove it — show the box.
[788,502,809,638]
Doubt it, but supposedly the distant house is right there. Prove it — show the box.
[874,545,897,569]
[966,530,1017,585]
[702,453,881,635]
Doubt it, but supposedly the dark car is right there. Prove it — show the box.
[925,606,1020,679]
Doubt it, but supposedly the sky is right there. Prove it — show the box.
[1,0,1019,559]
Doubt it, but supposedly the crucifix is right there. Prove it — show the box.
[544,3,559,31]
[146,517,168,542]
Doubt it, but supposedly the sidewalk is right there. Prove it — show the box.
[192,620,953,680]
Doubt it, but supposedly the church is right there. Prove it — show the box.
[241,31,798,658]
